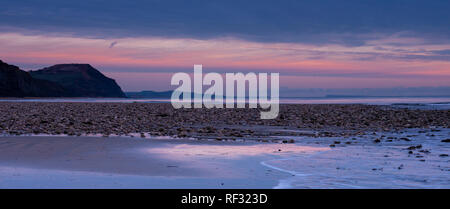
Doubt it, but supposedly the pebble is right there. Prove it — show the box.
[0,103,448,140]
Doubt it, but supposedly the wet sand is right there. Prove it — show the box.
[0,128,448,188]
[0,102,448,188]
[0,136,324,188]
[0,136,204,177]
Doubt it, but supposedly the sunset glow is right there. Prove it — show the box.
[1,1,450,92]
[1,32,449,91]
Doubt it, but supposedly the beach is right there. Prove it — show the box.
[1,102,449,138]
[0,136,313,188]
[0,128,448,188]
[0,102,449,188]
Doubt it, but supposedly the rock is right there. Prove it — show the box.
[407,145,422,150]
[0,60,68,97]
[372,168,383,171]
[400,137,411,141]
[30,64,126,97]
[418,149,430,154]
[0,102,449,142]
[407,146,416,150]
[441,139,450,143]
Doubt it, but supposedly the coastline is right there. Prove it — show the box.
[0,102,449,138]
[0,136,312,188]
[0,127,449,188]
[0,102,448,188]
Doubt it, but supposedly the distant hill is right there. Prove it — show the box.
[126,90,173,98]
[0,60,126,98]
[0,60,70,97]
[30,64,126,98]
[126,91,227,99]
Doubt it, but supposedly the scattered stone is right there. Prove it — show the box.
[419,149,430,154]
[0,103,448,142]
[372,168,383,171]
[400,137,411,141]
[407,146,416,150]
[407,145,422,150]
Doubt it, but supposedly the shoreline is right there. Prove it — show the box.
[0,102,448,188]
[1,102,448,139]
[0,126,450,189]
[0,136,312,188]
[0,127,449,188]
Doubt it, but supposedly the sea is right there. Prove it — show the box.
[0,96,449,109]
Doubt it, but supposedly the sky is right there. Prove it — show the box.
[0,0,449,92]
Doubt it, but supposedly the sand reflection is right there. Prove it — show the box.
[145,143,329,160]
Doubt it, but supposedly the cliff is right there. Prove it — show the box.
[30,64,126,98]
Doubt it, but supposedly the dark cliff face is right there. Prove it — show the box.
[0,60,69,97]
[30,64,126,98]
[0,60,126,98]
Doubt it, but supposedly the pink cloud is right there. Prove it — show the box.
[0,32,449,90]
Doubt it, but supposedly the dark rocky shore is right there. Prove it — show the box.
[0,102,448,140]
